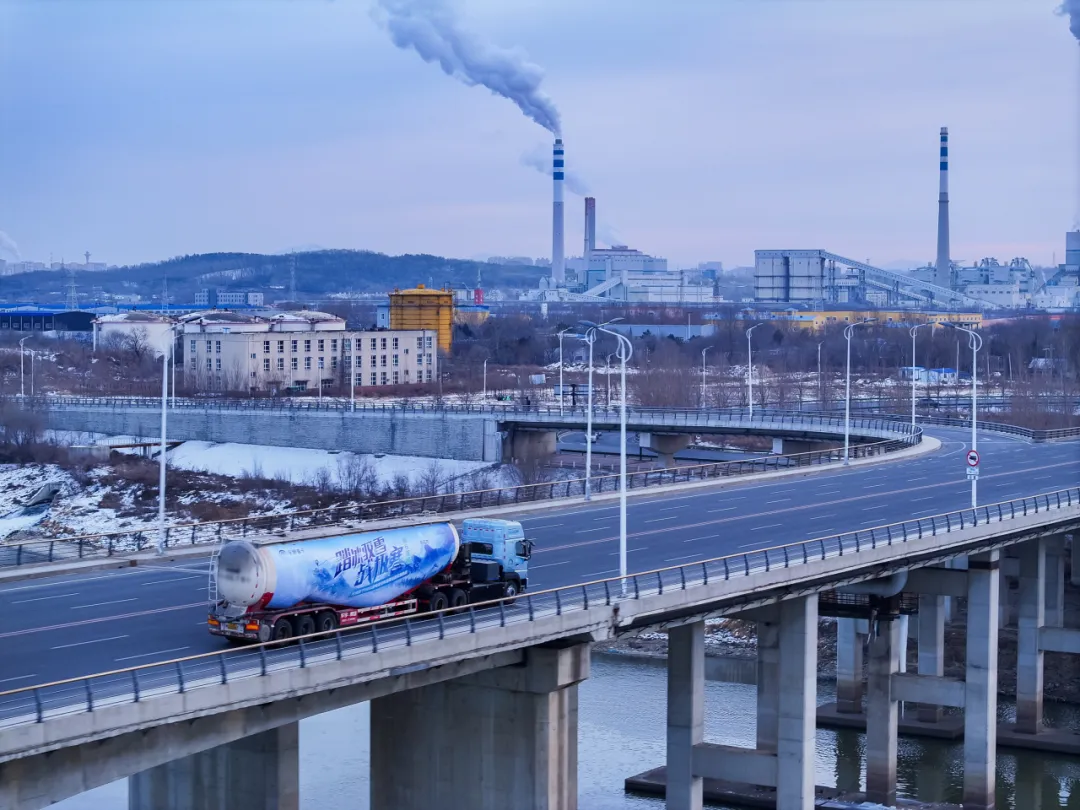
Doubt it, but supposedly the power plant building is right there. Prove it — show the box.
[388,284,454,353]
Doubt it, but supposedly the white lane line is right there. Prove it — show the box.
[116,646,190,662]
[583,570,617,578]
[645,517,676,524]
[910,497,934,502]
[530,561,571,570]
[765,498,791,504]
[708,507,738,513]
[609,547,648,556]
[862,505,888,510]
[656,506,684,512]
[71,598,138,610]
[684,536,715,543]
[810,514,837,520]
[139,576,202,586]
[908,476,929,481]
[863,484,885,489]
[751,524,783,530]
[527,522,564,529]
[0,563,211,594]
[52,635,129,650]
[0,674,37,684]
[816,488,841,494]
[11,592,80,604]
[813,528,837,535]
[665,554,701,563]
[575,528,606,534]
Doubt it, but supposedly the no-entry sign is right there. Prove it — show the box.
[966,449,980,467]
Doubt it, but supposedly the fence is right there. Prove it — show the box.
[1,486,1077,730]
[0,428,921,568]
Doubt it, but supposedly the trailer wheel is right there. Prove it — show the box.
[448,588,468,612]
[428,591,449,612]
[315,611,338,634]
[294,614,316,638]
[270,618,293,642]
[502,580,520,602]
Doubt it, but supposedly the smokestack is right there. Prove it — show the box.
[935,126,951,290]
[552,138,565,286]
[584,197,596,258]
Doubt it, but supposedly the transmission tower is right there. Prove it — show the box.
[64,261,78,311]
[161,278,169,314]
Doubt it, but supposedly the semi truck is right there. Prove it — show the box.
[208,518,531,643]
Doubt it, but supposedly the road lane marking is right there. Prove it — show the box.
[0,563,211,594]
[139,576,202,586]
[116,646,190,662]
[0,602,206,640]
[765,499,791,504]
[751,524,783,530]
[645,517,676,523]
[52,635,129,650]
[708,507,738,513]
[582,570,617,578]
[11,592,80,604]
[71,598,138,610]
[575,528,606,533]
[0,674,37,684]
[862,505,888,510]
[684,536,715,543]
[656,506,684,512]
[529,561,571,569]
[665,554,701,562]
[911,497,934,502]
[810,514,837,520]
[908,476,929,481]
[863,484,885,489]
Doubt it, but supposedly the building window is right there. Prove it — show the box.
[354,354,361,369]
[426,369,432,382]
[304,339,311,352]
[370,338,377,350]
[392,337,399,350]
[331,357,338,371]
[370,372,377,386]
[416,336,423,349]
[393,354,399,367]
[343,338,351,352]
[426,336,433,349]
[370,354,376,368]
[215,340,221,354]
[190,340,197,353]
[393,371,399,385]
[263,341,270,354]
[263,358,270,372]
[331,339,338,352]
[380,355,387,368]
[277,340,284,353]
[216,359,222,371]
[291,340,298,352]
[318,339,324,352]
[427,353,433,365]
[206,358,212,370]
[344,356,351,370]
[190,358,197,371]
[277,358,284,371]
[304,357,311,370]
[250,353,256,360]
[354,372,362,386]
[404,369,410,382]
[251,372,257,379]
[318,357,324,369]
[291,357,298,371]
[380,337,387,350]
[380,372,388,385]
[206,340,212,353]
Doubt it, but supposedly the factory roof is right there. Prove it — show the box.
[391,284,452,297]
[178,310,263,324]
[94,311,173,324]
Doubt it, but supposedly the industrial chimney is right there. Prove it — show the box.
[551,138,565,286]
[935,127,951,290]
[584,197,596,259]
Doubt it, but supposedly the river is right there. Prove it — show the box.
[53,652,1080,809]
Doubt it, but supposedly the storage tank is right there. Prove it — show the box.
[388,284,453,353]
[215,523,460,610]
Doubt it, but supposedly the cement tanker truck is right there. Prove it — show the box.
[208,519,532,643]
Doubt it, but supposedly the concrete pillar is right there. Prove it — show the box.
[776,596,818,810]
[1045,537,1065,629]
[370,644,588,810]
[865,618,900,806]
[129,724,299,810]
[917,594,945,723]
[1016,538,1046,735]
[642,433,690,468]
[505,429,557,463]
[964,551,1000,810]
[1068,533,1079,587]
[667,621,705,810]
[756,616,780,752]
[835,617,863,713]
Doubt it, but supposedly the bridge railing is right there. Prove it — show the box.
[910,415,1080,442]
[0,485,1077,731]
[0,430,920,569]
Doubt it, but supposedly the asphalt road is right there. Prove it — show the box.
[0,425,1076,689]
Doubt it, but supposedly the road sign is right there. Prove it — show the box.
[967,467,979,480]
[966,449,980,467]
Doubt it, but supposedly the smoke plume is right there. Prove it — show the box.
[374,0,562,134]
[0,231,20,260]
[1059,0,1080,39]
[520,145,589,195]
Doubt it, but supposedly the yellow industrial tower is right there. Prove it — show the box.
[389,284,454,353]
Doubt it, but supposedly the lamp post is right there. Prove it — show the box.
[557,327,572,415]
[579,319,620,502]
[700,346,711,408]
[817,340,824,407]
[947,324,983,508]
[157,339,171,555]
[746,323,763,419]
[842,318,875,465]
[909,323,931,426]
[606,353,615,407]
[18,337,29,398]
[482,358,488,402]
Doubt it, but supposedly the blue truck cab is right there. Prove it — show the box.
[460,518,532,596]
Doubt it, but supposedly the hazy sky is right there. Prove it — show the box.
[0,0,1076,270]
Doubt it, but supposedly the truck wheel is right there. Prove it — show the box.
[315,611,338,635]
[503,580,520,602]
[294,614,316,638]
[448,588,468,612]
[270,618,293,642]
[428,591,449,612]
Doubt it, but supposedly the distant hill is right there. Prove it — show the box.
[0,249,546,306]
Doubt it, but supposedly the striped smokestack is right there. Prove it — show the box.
[935,127,951,290]
[584,196,596,258]
[551,138,565,286]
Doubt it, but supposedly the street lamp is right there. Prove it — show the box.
[908,323,932,426]
[606,352,615,407]
[18,337,29,398]
[700,346,711,408]
[817,340,824,407]
[842,318,876,465]
[946,323,983,508]
[557,328,573,415]
[579,319,621,501]
[746,323,763,419]
[482,358,488,402]
[157,338,172,555]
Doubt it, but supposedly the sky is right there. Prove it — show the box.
[0,0,1077,271]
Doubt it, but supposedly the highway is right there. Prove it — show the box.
[0,425,1076,689]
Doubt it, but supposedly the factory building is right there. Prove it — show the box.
[180,310,437,394]
[92,311,175,355]
[733,308,982,331]
[388,285,454,353]
[194,289,265,307]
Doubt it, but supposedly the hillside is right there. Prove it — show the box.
[1,250,546,306]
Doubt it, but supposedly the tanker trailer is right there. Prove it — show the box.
[208,519,531,643]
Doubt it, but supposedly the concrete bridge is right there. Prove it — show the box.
[1,487,1078,810]
[36,396,917,463]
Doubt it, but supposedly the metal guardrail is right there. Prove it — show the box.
[0,486,1077,731]
[912,415,1080,442]
[0,429,920,568]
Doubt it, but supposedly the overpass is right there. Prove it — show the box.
[1,486,1079,810]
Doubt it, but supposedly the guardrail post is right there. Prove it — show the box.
[371,625,379,653]
[299,638,308,666]
[743,556,750,576]
[33,689,43,722]
[176,661,186,693]
[219,655,228,684]
[679,567,686,590]
[633,576,640,599]
[526,596,534,621]
[583,586,590,609]
[604,580,611,606]
[260,645,268,674]
[468,606,476,632]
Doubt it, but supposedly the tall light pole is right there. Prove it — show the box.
[947,324,983,507]
[557,327,572,415]
[817,340,824,406]
[157,339,171,555]
[606,352,615,407]
[596,325,632,596]
[909,323,932,426]
[18,337,29,397]
[746,323,763,419]
[579,319,620,501]
[843,318,875,465]
[700,346,711,408]
[482,358,488,402]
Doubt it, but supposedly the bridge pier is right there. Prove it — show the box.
[503,428,557,463]
[964,551,1000,810]
[640,433,690,468]
[1016,537,1046,735]
[865,616,901,806]
[1045,536,1065,629]
[835,617,866,713]
[664,598,819,810]
[369,643,589,810]
[916,593,946,723]
[128,723,299,810]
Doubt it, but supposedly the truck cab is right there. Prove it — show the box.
[459,518,531,595]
